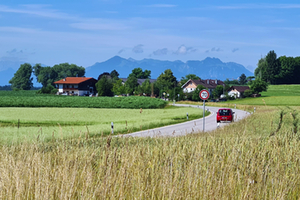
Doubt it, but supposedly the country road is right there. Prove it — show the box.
[124,104,252,137]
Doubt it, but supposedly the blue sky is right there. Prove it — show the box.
[1,0,300,73]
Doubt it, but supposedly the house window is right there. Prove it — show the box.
[74,85,78,88]
[190,82,192,85]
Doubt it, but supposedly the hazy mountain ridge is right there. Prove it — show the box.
[85,56,253,80]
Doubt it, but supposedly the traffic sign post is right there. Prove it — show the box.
[199,89,210,132]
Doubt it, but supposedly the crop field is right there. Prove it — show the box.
[0,91,167,109]
[0,106,299,199]
[0,106,206,144]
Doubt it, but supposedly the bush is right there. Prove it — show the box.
[244,89,253,97]
[37,85,57,94]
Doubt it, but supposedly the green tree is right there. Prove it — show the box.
[137,79,151,96]
[224,78,239,86]
[34,63,85,88]
[129,68,151,79]
[254,57,268,82]
[277,56,296,84]
[95,75,113,96]
[250,78,268,94]
[239,73,247,85]
[156,69,177,97]
[212,85,224,99]
[265,50,280,84]
[192,85,206,101]
[125,76,139,95]
[112,79,126,95]
[9,63,33,90]
[110,70,120,80]
[180,74,200,87]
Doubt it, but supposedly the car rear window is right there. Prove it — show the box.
[218,109,231,116]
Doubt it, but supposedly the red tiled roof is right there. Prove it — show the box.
[54,77,96,84]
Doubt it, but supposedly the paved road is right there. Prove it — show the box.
[124,104,251,137]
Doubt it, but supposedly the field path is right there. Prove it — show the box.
[123,104,251,137]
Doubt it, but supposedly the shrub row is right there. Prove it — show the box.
[0,92,168,109]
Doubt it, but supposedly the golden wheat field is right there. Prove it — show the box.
[0,106,299,199]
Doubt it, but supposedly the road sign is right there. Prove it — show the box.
[199,89,210,100]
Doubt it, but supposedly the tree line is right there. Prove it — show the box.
[255,50,300,84]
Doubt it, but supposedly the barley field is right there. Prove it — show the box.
[0,106,299,199]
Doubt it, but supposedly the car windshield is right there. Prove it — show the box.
[218,109,231,116]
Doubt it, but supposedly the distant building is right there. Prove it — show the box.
[181,79,225,95]
[228,86,250,98]
[54,77,97,96]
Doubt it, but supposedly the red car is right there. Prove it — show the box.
[216,108,234,123]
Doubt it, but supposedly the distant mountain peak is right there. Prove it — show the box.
[202,57,223,64]
[128,57,136,62]
[84,56,253,81]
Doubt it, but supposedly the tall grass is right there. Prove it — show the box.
[0,106,299,199]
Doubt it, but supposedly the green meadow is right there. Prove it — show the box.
[0,106,206,144]
[212,84,300,106]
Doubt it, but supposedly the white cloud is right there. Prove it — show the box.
[0,4,76,20]
[211,47,222,52]
[232,48,239,53]
[118,49,125,54]
[174,45,197,55]
[132,44,144,53]
[153,48,168,56]
[0,48,34,71]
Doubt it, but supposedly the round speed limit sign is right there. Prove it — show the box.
[199,89,210,100]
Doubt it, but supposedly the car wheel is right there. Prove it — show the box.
[217,120,220,123]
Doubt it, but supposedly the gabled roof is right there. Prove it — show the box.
[181,79,225,89]
[228,86,250,92]
[54,77,97,84]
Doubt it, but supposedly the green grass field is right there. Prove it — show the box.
[0,106,207,144]
[223,84,300,106]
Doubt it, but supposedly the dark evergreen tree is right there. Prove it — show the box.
[239,73,247,85]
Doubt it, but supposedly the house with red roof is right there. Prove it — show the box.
[181,79,225,96]
[54,77,97,96]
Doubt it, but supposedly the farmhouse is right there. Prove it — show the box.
[181,79,225,95]
[228,86,250,98]
[54,77,97,96]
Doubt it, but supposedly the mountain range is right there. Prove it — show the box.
[85,56,253,81]
[0,56,253,86]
